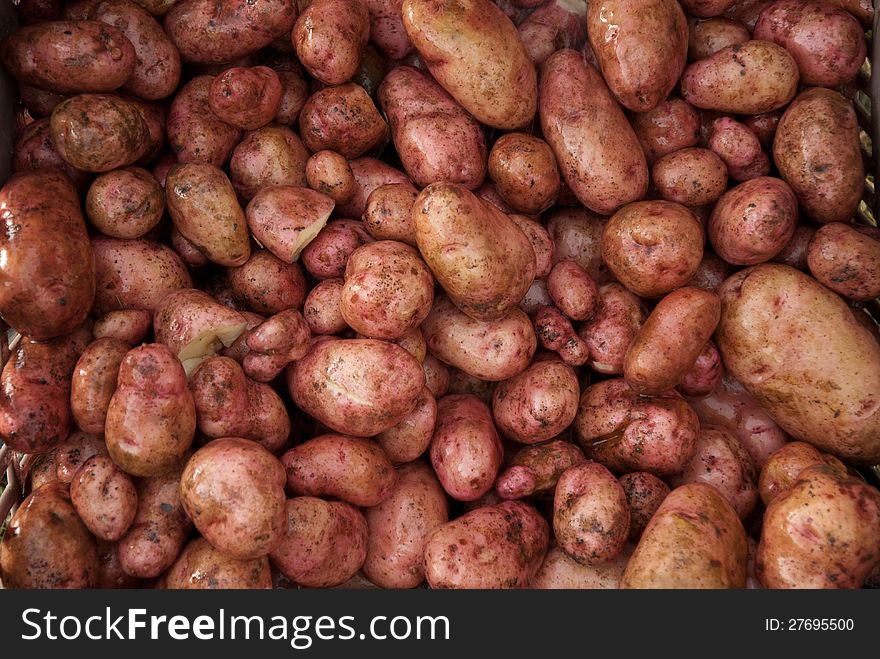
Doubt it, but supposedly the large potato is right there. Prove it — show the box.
[806,222,880,301]
[715,264,880,464]
[163,538,271,589]
[70,337,130,435]
[292,0,369,85]
[0,169,95,340]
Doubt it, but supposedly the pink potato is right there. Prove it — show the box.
[246,186,335,264]
[531,544,633,589]
[619,472,670,541]
[632,97,701,165]
[532,305,590,367]
[305,151,355,204]
[303,278,348,335]
[651,147,728,207]
[229,125,310,201]
[363,182,419,245]
[70,337,130,435]
[495,439,586,500]
[488,132,560,214]
[376,388,437,464]
[806,222,880,301]
[298,83,388,159]
[208,66,282,130]
[242,310,311,382]
[707,117,769,182]
[518,0,587,66]
[578,283,646,375]
[228,249,307,315]
[546,260,598,322]
[678,340,724,397]
[163,538,272,589]
[167,76,243,167]
[292,0,369,85]
[70,454,138,541]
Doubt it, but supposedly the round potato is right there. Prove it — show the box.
[298,83,388,159]
[305,150,355,204]
[652,148,728,207]
[301,219,373,280]
[363,182,419,245]
[86,167,164,239]
[632,97,700,164]
[230,126,309,201]
[208,66,282,131]
[163,538,272,589]
[488,132,560,214]
[228,249,307,315]
[303,278,347,335]
[688,17,750,60]
[376,387,437,464]
[70,454,138,541]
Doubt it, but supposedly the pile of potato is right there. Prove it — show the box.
[0,0,879,590]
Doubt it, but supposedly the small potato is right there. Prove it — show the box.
[70,454,138,541]
[95,540,142,589]
[208,66,282,130]
[54,431,109,483]
[363,461,449,588]
[163,538,271,589]
[496,439,586,500]
[686,252,735,292]
[757,465,880,588]
[773,224,815,271]
[753,0,866,88]
[167,76,243,167]
[518,0,588,66]
[282,434,396,506]
[742,110,781,148]
[652,148,727,207]
[534,301,590,365]
[242,310,311,382]
[678,340,724,396]
[577,283,646,375]
[86,167,164,239]
[619,472,670,541]
[429,394,504,501]
[707,117,769,182]
[424,501,549,589]
[363,182,419,245]
[807,222,880,301]
[376,387,436,464]
[229,126,309,201]
[11,117,90,191]
[413,183,536,322]
[531,544,632,589]
[274,69,310,125]
[688,17,750,60]
[303,278,347,335]
[575,378,700,476]
[540,49,648,215]
[601,201,704,298]
[305,151,355,204]
[621,483,748,588]
[292,0,369,85]
[337,157,411,219]
[422,296,536,382]
[546,261,598,322]
[758,441,845,506]
[492,359,579,445]
[632,97,700,164]
[288,338,424,437]
[488,133,560,214]
[299,84,388,159]
[0,482,98,588]
[301,219,373,280]
[229,249,307,315]
[246,186,335,263]
[269,497,368,588]
[181,438,287,559]
[624,287,721,395]
[117,466,192,578]
[554,462,630,565]
[422,354,451,398]
[70,337,130,435]
[166,163,250,267]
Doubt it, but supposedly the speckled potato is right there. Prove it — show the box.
[305,150,355,204]
[292,0,369,85]
[86,167,164,239]
[167,76,243,167]
[708,117,769,183]
[632,97,701,164]
[70,454,138,541]
[488,133,560,214]
[246,186,335,264]
[163,538,272,589]
[303,278,347,335]
[578,283,646,375]
[619,472,670,541]
[228,249,307,315]
[298,83,388,159]
[715,264,880,464]
[70,337,130,435]
[301,219,373,280]
[241,309,311,382]
[518,0,588,67]
[756,465,880,589]
[652,148,728,207]
[230,126,309,201]
[688,17,750,60]
[208,66,282,130]
[495,439,585,500]
[807,222,880,301]
[678,340,724,396]
[282,434,396,507]
[681,0,737,17]
[375,387,436,464]
[531,544,632,589]
[758,441,846,506]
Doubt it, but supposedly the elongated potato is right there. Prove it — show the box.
[540,49,648,215]
[807,222,880,301]
[70,337,130,435]
[70,454,138,542]
[376,387,436,464]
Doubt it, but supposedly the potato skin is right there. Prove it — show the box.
[305,150,355,204]
[807,222,880,301]
[587,0,687,113]
[619,472,670,541]
[688,17,750,61]
[105,344,196,476]
[208,66,282,131]
[680,41,799,114]
[379,66,487,191]
[86,167,164,239]
[578,283,646,375]
[531,544,632,589]
[621,483,748,588]
[632,97,700,164]
[246,186,335,264]
[652,148,728,207]
[624,287,721,395]
[363,182,419,245]
[496,439,586,500]
[71,337,130,435]
[299,83,388,159]
[715,264,880,464]
[488,132,560,214]
[0,169,95,340]
[70,454,138,541]
[376,387,436,464]
[0,20,135,93]
[363,461,449,588]
[167,76,243,167]
[756,465,880,589]
[429,394,504,501]
[230,126,309,201]
[402,0,537,130]
[163,538,271,589]
[414,183,536,322]
[0,482,99,588]
[758,441,845,506]
[292,0,368,85]
[269,497,368,588]
[540,49,648,215]
[282,434,396,507]
[708,116,769,183]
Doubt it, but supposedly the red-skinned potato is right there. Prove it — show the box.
[632,97,700,165]
[652,147,728,207]
[163,538,272,589]
[208,66,282,131]
[687,252,735,292]
[70,454,138,541]
[246,186,335,263]
[495,439,586,500]
[242,310,311,382]
[228,249,307,315]
[92,310,155,347]
[619,472,670,541]
[54,431,108,483]
[488,132,560,214]
[303,278,347,335]
[167,76,243,167]
[86,167,164,239]
[363,182,418,245]
[707,117,770,182]
[299,83,388,159]
[292,0,369,85]
[806,222,880,301]
[362,0,412,59]
[305,150,355,204]
[758,441,847,506]
[546,261,598,322]
[375,387,436,464]
[678,340,724,397]
[578,283,646,375]
[688,17,749,61]
[518,0,588,67]
[70,337,130,435]
[230,126,309,201]
[337,157,411,219]
[301,219,373,280]
[531,544,633,589]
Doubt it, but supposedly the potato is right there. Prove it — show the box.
[531,544,632,589]
[229,127,308,201]
[680,41,799,114]
[587,0,687,113]
[282,434,396,506]
[305,150,355,204]
[376,387,436,464]
[361,0,411,58]
[757,465,880,588]
[0,20,135,93]
[11,117,91,191]
[292,0,369,85]
[424,501,549,589]
[518,0,587,66]
[619,472,669,542]
[621,483,748,588]
[422,296,536,381]
[632,97,700,164]
[70,337,130,435]
[576,283,645,376]
[758,441,846,506]
[70,454,138,541]
[753,1,866,88]
[163,538,271,589]
[402,0,536,130]
[624,287,721,395]
[90,0,181,100]
[0,482,98,588]
[825,0,874,26]
[422,354,451,399]
[165,163,250,267]
[363,182,419,245]
[487,133,560,214]
[709,177,797,266]
[337,157,411,220]
[298,83,388,159]
[167,76,243,167]
[165,0,296,64]
[363,461,449,588]
[269,497,368,588]
[118,466,192,578]
[181,438,287,559]
[687,253,735,293]
[288,338,424,436]
[652,148,728,207]
[540,49,648,215]
[246,186,335,265]
[301,219,372,280]
[190,357,290,453]
[602,201,704,298]
[575,378,700,476]
[496,439,585,500]
[228,249,307,315]
[303,278,347,335]
[554,462,630,565]
[51,93,149,172]
[429,394,504,501]
[94,540,142,589]
[0,169,95,340]
[688,17,750,61]
[208,66,282,130]
[806,222,880,301]
[54,431,109,483]
[18,81,67,116]
[414,183,536,321]
[678,340,724,396]
[91,236,192,315]
[682,0,737,17]
[0,324,91,453]
[86,167,164,239]
[707,117,769,182]
[241,310,311,382]
[715,264,880,464]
